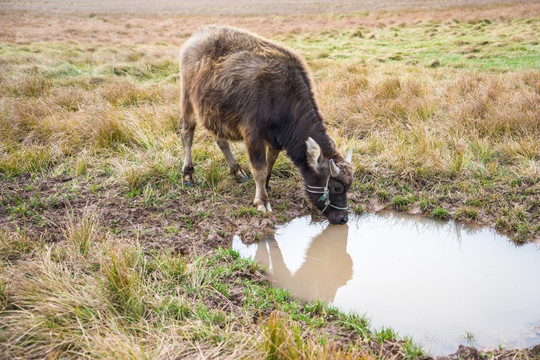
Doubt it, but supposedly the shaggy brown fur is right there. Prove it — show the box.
[179,26,353,224]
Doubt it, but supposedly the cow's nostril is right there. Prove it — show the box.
[340,216,348,225]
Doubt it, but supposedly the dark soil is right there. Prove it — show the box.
[0,172,310,253]
[2,170,538,253]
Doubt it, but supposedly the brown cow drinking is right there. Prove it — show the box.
[179,26,353,225]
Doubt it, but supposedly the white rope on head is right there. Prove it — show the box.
[305,163,348,212]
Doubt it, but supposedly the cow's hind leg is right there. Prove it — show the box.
[216,138,248,181]
[246,139,271,212]
[180,99,196,185]
[265,146,280,190]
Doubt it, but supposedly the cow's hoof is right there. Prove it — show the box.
[183,174,194,184]
[233,167,249,182]
[256,203,272,212]
[183,180,198,187]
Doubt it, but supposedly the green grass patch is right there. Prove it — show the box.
[431,206,450,220]
[283,18,540,71]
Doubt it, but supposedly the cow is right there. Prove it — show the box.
[179,26,353,225]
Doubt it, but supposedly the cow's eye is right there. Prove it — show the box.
[333,185,341,193]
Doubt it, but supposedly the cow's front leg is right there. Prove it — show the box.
[246,140,271,212]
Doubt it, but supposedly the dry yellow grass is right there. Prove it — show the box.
[315,68,539,179]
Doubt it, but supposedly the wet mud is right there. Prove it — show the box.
[0,173,307,253]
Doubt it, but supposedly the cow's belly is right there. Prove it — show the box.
[199,114,244,141]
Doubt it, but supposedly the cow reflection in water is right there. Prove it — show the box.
[255,224,352,303]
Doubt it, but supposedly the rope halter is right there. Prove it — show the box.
[305,162,349,213]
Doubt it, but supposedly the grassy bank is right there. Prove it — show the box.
[0,212,411,359]
[0,3,539,358]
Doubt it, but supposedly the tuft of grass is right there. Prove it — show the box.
[431,206,450,220]
[456,206,478,220]
[74,153,88,175]
[338,312,371,338]
[0,231,43,264]
[233,206,260,218]
[392,195,412,211]
[101,242,147,320]
[374,78,401,100]
[262,311,297,360]
[402,336,425,359]
[374,326,399,343]
[148,250,187,283]
[3,73,52,98]
[0,273,7,311]
[463,331,476,346]
[116,150,181,191]
[418,196,433,212]
[203,155,226,190]
[100,81,149,106]
[63,210,101,257]
[0,146,54,177]
[377,190,390,201]
[260,309,372,360]
[451,151,467,174]
[142,184,157,207]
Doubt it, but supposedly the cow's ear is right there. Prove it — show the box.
[306,137,322,172]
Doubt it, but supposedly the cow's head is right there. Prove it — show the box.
[304,137,353,225]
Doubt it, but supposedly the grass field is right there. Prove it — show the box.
[0,1,539,359]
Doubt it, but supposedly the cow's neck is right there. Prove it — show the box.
[284,110,339,178]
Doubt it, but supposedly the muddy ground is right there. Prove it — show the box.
[0,172,308,253]
[2,170,537,254]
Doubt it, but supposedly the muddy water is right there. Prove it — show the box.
[232,212,540,355]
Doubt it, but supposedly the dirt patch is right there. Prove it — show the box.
[0,172,310,254]
[1,168,538,252]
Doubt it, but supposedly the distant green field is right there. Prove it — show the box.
[282,18,539,71]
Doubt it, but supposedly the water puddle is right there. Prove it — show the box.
[232,211,540,355]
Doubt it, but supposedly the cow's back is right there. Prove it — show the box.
[180,26,315,145]
[180,26,263,67]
